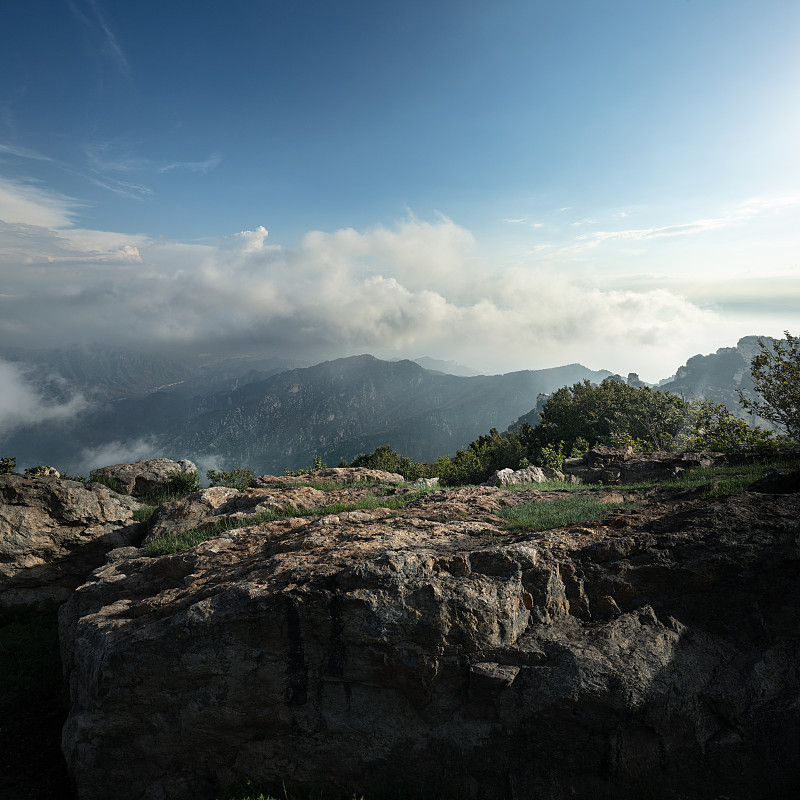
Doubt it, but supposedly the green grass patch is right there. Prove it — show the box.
[498,496,625,532]
[145,509,281,556]
[216,778,367,800]
[133,505,158,524]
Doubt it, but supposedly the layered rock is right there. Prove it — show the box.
[0,474,142,608]
[89,458,197,497]
[562,446,725,484]
[60,481,800,800]
[485,465,567,486]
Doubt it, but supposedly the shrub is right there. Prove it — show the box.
[0,456,16,474]
[207,467,256,492]
[738,331,800,441]
[161,470,200,496]
[283,455,326,476]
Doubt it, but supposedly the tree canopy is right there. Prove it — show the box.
[738,331,800,442]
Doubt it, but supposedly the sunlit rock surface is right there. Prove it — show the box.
[59,478,800,800]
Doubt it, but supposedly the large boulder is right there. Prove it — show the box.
[485,465,566,486]
[143,484,329,543]
[89,458,197,497]
[59,487,800,800]
[562,447,725,484]
[0,474,142,608]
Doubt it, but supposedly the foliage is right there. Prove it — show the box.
[207,467,256,492]
[346,445,433,481]
[535,379,688,454]
[133,505,158,524]
[737,331,800,441]
[87,471,127,493]
[678,399,775,452]
[0,455,17,474]
[162,470,200,496]
[283,455,327,476]
[58,472,86,482]
[498,496,625,531]
[216,777,366,800]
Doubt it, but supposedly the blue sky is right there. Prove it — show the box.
[1,0,799,380]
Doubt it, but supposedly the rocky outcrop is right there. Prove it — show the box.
[59,477,800,800]
[562,446,725,484]
[485,465,567,486]
[143,484,329,542]
[89,458,197,497]
[0,475,143,608]
[250,467,404,488]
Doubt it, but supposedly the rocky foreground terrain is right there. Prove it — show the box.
[2,457,800,799]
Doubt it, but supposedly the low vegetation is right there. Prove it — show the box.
[498,495,626,532]
[144,487,434,557]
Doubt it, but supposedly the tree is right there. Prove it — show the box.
[535,379,688,453]
[738,331,800,442]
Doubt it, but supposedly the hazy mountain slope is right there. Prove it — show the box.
[162,356,612,472]
[0,344,196,401]
[4,355,612,474]
[658,335,771,414]
[408,356,481,377]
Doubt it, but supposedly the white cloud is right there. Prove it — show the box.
[558,195,800,255]
[79,435,163,473]
[0,177,79,228]
[2,178,795,381]
[0,360,88,434]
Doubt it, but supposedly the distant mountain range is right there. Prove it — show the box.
[1,336,776,475]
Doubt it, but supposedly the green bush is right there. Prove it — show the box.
[0,456,17,474]
[207,467,256,491]
[162,470,200,496]
[738,331,800,441]
[283,455,326,476]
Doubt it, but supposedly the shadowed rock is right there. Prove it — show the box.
[59,477,800,800]
[89,458,197,497]
[0,474,142,608]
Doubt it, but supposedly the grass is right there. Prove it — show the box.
[498,495,626,532]
[216,778,366,800]
[144,489,435,557]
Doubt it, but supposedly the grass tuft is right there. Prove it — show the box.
[498,496,625,532]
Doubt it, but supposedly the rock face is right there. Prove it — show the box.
[562,446,724,484]
[59,476,800,800]
[89,458,197,497]
[485,465,567,486]
[0,475,142,608]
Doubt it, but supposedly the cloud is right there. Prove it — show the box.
[559,196,800,255]
[78,435,164,473]
[0,143,54,162]
[5,178,792,379]
[0,177,80,228]
[68,0,130,76]
[0,360,88,434]
[158,154,222,175]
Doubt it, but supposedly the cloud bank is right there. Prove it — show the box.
[2,176,790,379]
[0,360,88,435]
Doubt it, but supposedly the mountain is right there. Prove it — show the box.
[407,356,481,377]
[658,335,771,417]
[4,355,611,475]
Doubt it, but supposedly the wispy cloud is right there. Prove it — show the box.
[557,196,800,255]
[0,143,54,162]
[0,177,80,228]
[84,142,221,194]
[158,154,222,175]
[68,0,130,76]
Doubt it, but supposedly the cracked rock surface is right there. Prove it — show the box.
[59,476,800,800]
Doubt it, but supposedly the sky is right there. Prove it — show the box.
[1,0,799,383]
